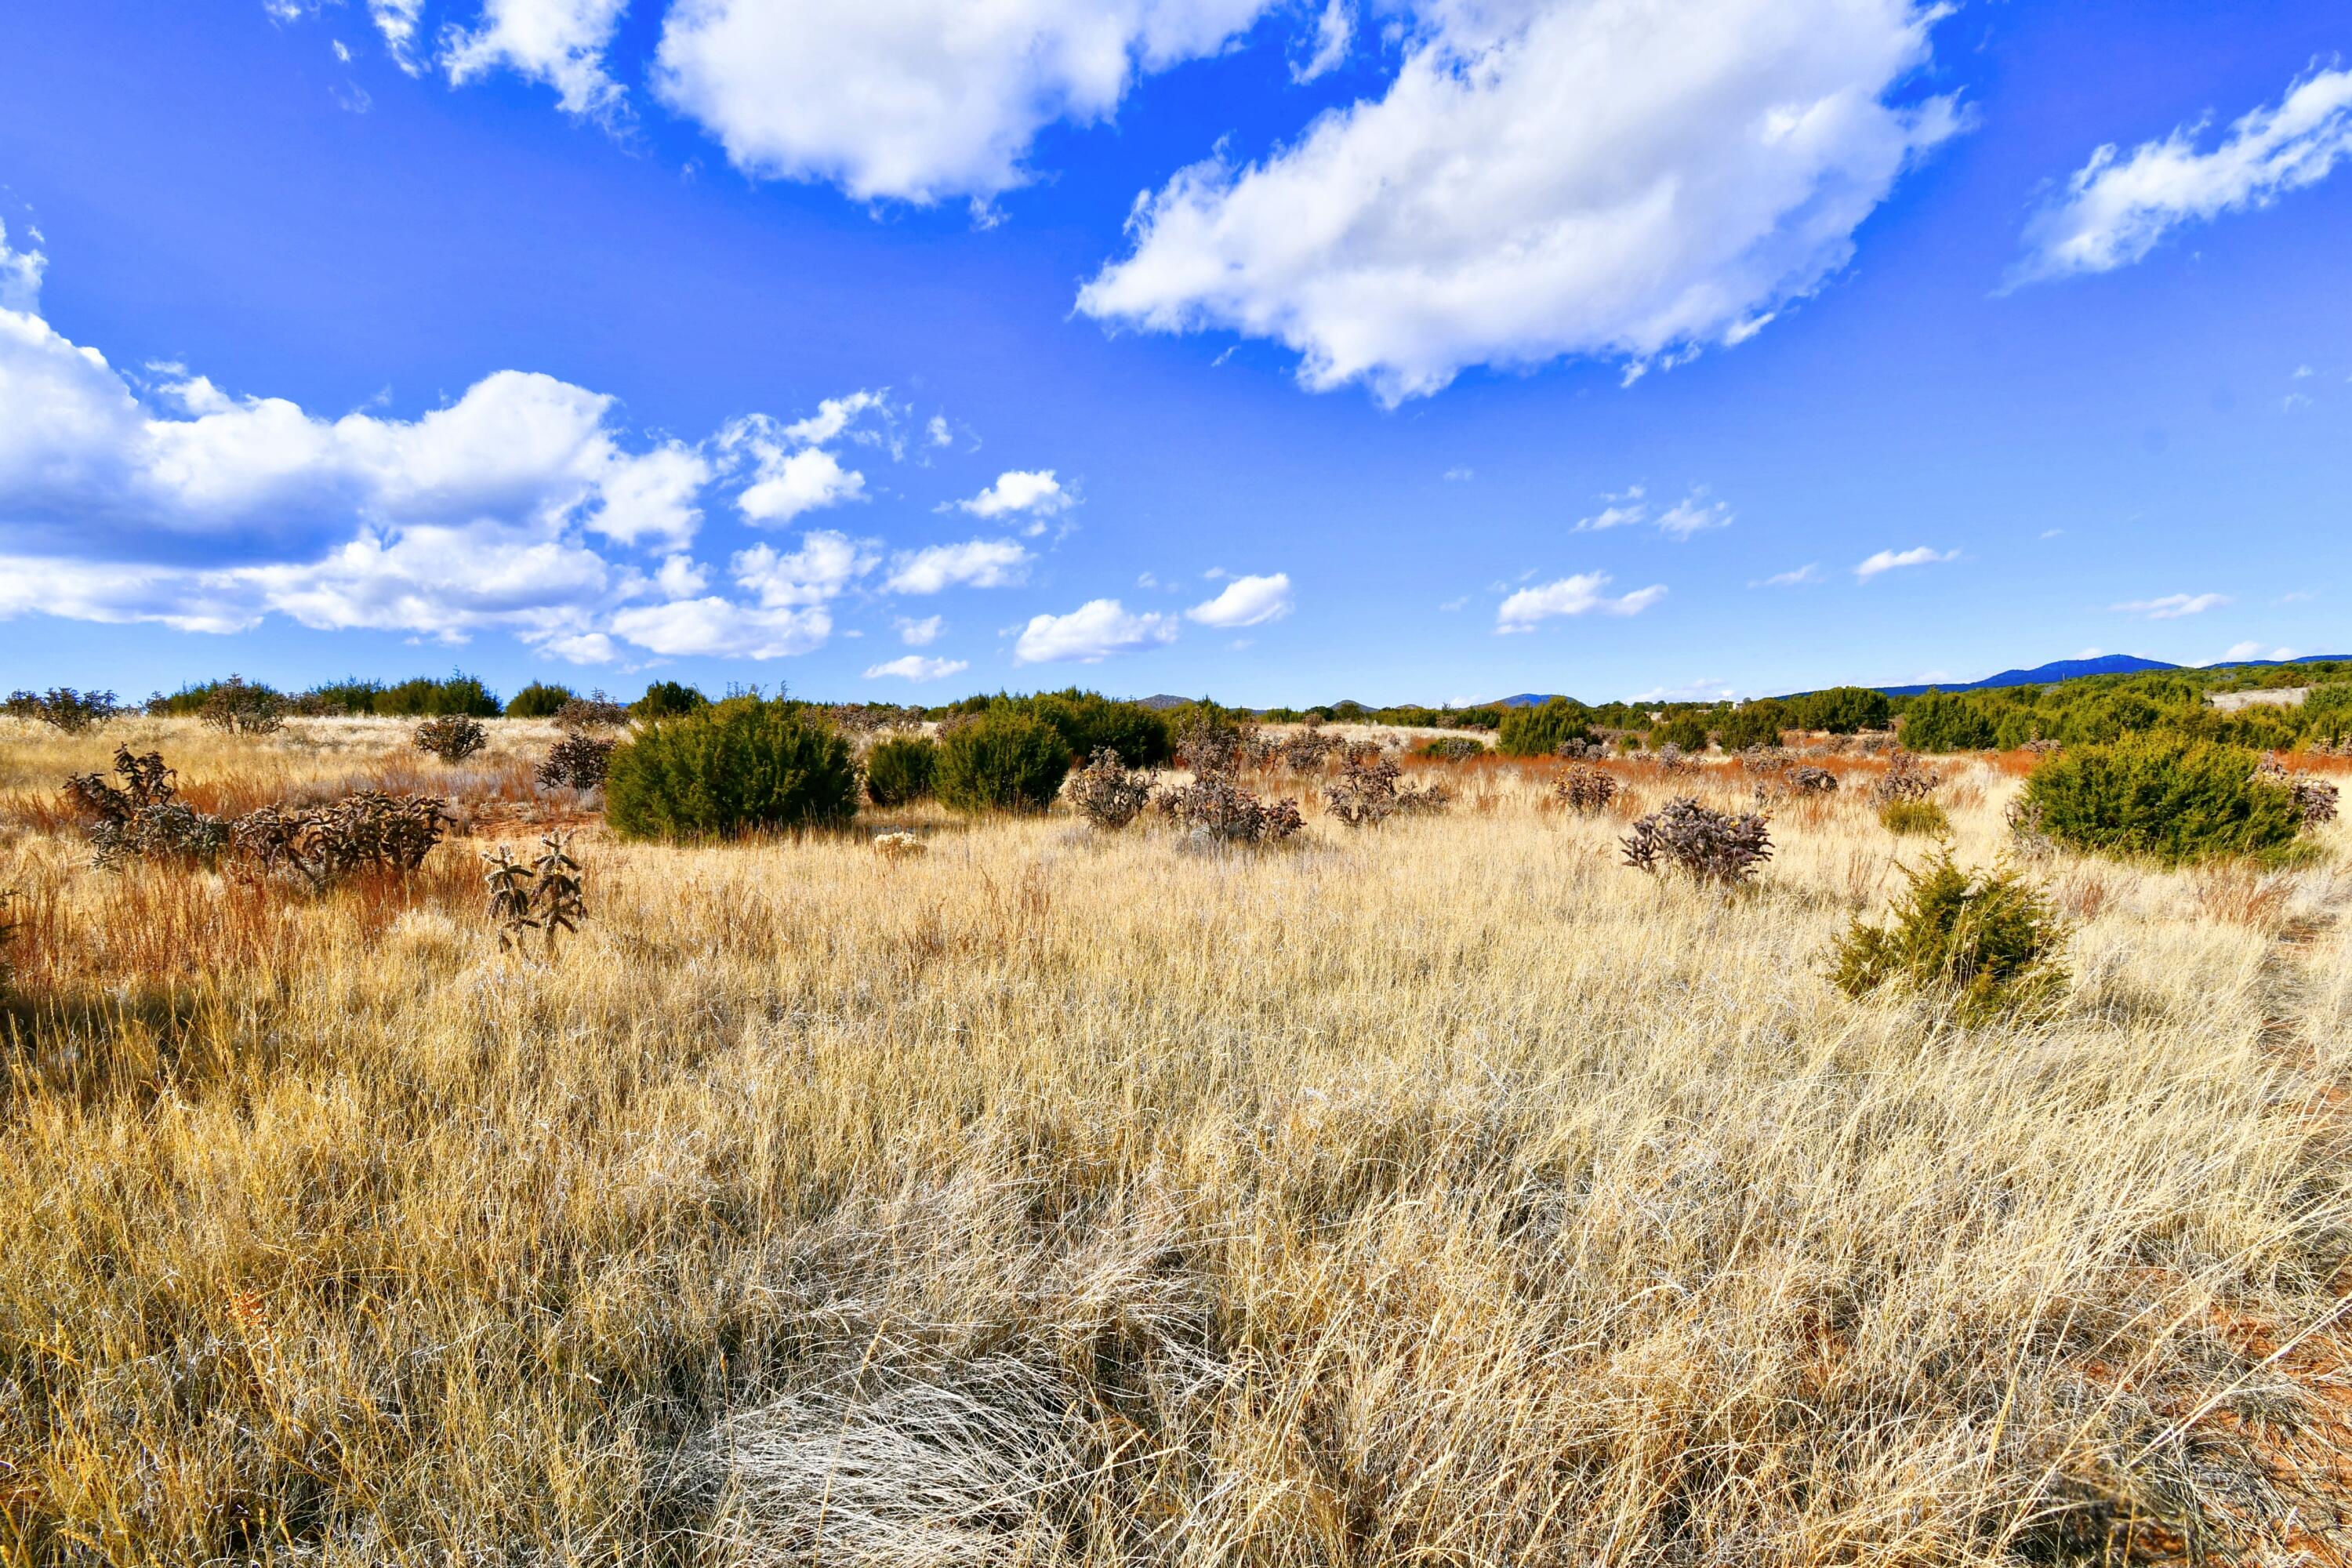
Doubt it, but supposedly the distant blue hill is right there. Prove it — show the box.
[1494,692,1568,707]
[1878,652,2350,699]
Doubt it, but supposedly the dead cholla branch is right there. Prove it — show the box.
[1622,796,1773,885]
[553,692,630,733]
[2256,756,2339,829]
[234,793,452,891]
[483,833,587,953]
[1156,775,1305,844]
[414,713,489,763]
[539,732,617,790]
[1555,764,1619,815]
[1325,742,1450,827]
[198,673,286,735]
[1065,747,1153,831]
[5,687,121,732]
[1873,750,1941,805]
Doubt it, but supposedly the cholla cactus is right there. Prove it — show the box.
[414,714,488,763]
[538,732,616,789]
[1788,766,1838,796]
[64,746,176,823]
[553,693,630,733]
[1653,743,1695,776]
[1872,751,1940,804]
[1622,797,1773,886]
[1279,728,1343,772]
[1066,748,1153,830]
[483,846,536,949]
[1324,743,1449,827]
[1157,776,1304,844]
[531,833,586,953]
[2258,757,2339,828]
[1555,764,1618,815]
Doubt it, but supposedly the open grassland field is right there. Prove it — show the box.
[4,718,2352,1566]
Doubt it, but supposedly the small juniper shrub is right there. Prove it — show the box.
[1879,799,1951,837]
[1415,735,1484,762]
[5,687,120,731]
[1832,851,2068,1025]
[414,713,488,763]
[1622,797,1773,886]
[1325,743,1450,827]
[862,734,938,807]
[1555,764,1618,815]
[1872,751,1941,806]
[1066,747,1153,830]
[198,674,287,735]
[1157,776,1305,844]
[553,692,630,732]
[2023,734,2305,866]
[233,793,452,891]
[538,733,616,790]
[607,697,858,838]
[2256,756,2339,829]
[935,710,1069,814]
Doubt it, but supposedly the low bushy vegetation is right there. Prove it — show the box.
[1156,775,1305,843]
[1497,697,1593,757]
[1324,743,1450,826]
[5,686,120,731]
[1622,797,1773,885]
[936,710,1072,813]
[1791,685,1893,735]
[1652,711,1712,753]
[632,679,710,720]
[2021,734,2307,866]
[1415,735,1485,761]
[193,673,288,734]
[413,713,489,763]
[862,734,939,807]
[1833,851,2068,1024]
[1065,746,1152,829]
[1554,764,1617,814]
[1879,798,1950,837]
[606,697,857,839]
[505,681,575,718]
[233,793,452,889]
[537,732,615,790]
[1717,699,1790,752]
[554,691,630,732]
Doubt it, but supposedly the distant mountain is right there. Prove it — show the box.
[1494,693,1568,708]
[1878,652,2348,698]
[1133,694,1192,710]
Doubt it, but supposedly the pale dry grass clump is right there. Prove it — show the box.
[1,725,2349,1565]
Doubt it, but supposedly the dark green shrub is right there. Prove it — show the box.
[937,710,1071,812]
[297,679,384,716]
[1833,851,2067,1025]
[1792,686,1892,735]
[2053,691,2171,747]
[2306,684,2352,748]
[2021,734,2305,866]
[1020,690,1173,767]
[1416,736,1484,761]
[1497,698,1593,757]
[1653,712,1713,753]
[605,698,856,840]
[378,673,502,717]
[4,688,120,731]
[506,681,575,719]
[1717,699,1789,752]
[864,735,938,806]
[1879,799,1949,837]
[1899,691,1998,753]
[633,680,710,720]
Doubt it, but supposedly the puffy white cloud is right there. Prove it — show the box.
[864,653,970,681]
[1080,0,1962,401]
[1014,597,1180,662]
[608,596,832,658]
[2114,591,2229,619]
[953,468,1073,519]
[654,553,710,597]
[1292,0,1351,82]
[443,0,631,119]
[0,222,42,314]
[884,537,1033,593]
[1494,572,1665,632]
[652,0,1282,203]
[1853,545,1956,580]
[1186,571,1292,626]
[719,411,880,523]
[730,529,879,605]
[782,388,898,447]
[589,441,710,546]
[896,613,946,645]
[2013,67,2352,285]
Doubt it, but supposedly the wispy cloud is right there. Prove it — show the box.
[1495,573,1666,633]
[1753,563,1821,587]
[2112,591,2229,619]
[1854,546,1958,581]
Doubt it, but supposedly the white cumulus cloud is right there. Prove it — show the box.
[896,613,946,645]
[443,0,631,119]
[953,468,1073,520]
[1495,573,1665,632]
[652,0,1283,204]
[884,537,1033,593]
[1014,597,1179,662]
[1079,0,1962,401]
[1854,546,1957,581]
[864,653,969,681]
[1185,571,1292,627]
[2013,66,2352,285]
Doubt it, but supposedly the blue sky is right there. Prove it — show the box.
[0,0,2346,706]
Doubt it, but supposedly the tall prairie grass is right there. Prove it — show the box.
[1,720,2348,1565]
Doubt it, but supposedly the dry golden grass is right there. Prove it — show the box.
[2,720,2350,1566]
